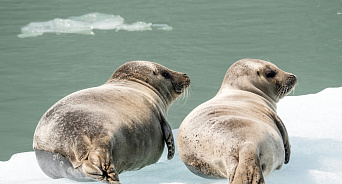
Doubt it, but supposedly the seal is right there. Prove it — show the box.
[33,61,190,184]
[177,59,297,184]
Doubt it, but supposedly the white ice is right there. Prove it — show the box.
[17,13,172,38]
[1,87,341,184]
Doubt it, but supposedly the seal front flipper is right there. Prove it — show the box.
[274,115,291,164]
[160,115,175,160]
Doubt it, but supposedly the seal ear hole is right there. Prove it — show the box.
[162,71,171,79]
[153,71,157,75]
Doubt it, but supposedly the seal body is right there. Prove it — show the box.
[33,61,190,184]
[177,59,297,184]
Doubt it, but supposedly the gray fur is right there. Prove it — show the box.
[34,61,190,184]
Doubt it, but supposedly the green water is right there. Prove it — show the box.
[0,0,341,161]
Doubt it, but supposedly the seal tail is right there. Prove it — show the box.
[229,143,265,184]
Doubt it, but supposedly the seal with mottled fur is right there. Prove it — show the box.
[177,59,297,184]
[33,61,190,184]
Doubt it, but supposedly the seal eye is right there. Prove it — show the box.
[264,66,277,79]
[162,71,171,79]
[265,70,277,78]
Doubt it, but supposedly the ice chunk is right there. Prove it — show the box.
[18,13,172,38]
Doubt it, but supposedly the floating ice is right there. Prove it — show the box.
[17,13,172,38]
[1,87,341,184]
[151,24,173,31]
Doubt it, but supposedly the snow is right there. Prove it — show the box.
[1,87,341,184]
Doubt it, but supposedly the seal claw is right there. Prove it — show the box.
[82,149,120,184]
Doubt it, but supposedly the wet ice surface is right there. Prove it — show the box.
[1,87,341,184]
[17,13,172,38]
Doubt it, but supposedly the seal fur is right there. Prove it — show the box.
[177,59,297,184]
[33,61,190,184]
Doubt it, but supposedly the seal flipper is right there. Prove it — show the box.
[274,115,291,164]
[35,149,92,181]
[82,147,120,184]
[230,143,265,184]
[160,115,175,160]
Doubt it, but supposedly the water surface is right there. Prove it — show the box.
[0,0,341,160]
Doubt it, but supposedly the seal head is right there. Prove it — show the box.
[219,59,297,103]
[108,61,189,104]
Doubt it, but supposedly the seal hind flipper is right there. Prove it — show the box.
[82,148,120,184]
[230,143,265,184]
[35,149,92,181]
[160,115,175,160]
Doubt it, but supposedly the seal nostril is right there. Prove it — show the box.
[286,74,297,86]
[289,74,297,81]
[288,74,296,79]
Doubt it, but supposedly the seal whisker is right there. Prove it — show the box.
[177,86,190,105]
[276,86,283,99]
[291,86,296,95]
[277,84,291,99]
[176,93,185,104]
[184,84,192,104]
[279,87,284,99]
[182,86,188,101]
[185,85,191,101]
[265,58,272,63]
[182,88,187,102]
[280,86,287,99]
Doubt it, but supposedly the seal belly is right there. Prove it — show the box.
[184,159,226,179]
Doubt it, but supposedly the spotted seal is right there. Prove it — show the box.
[34,61,190,184]
[177,59,297,184]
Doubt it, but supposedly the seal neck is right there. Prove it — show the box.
[107,79,170,113]
[218,86,277,112]
[249,87,277,111]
